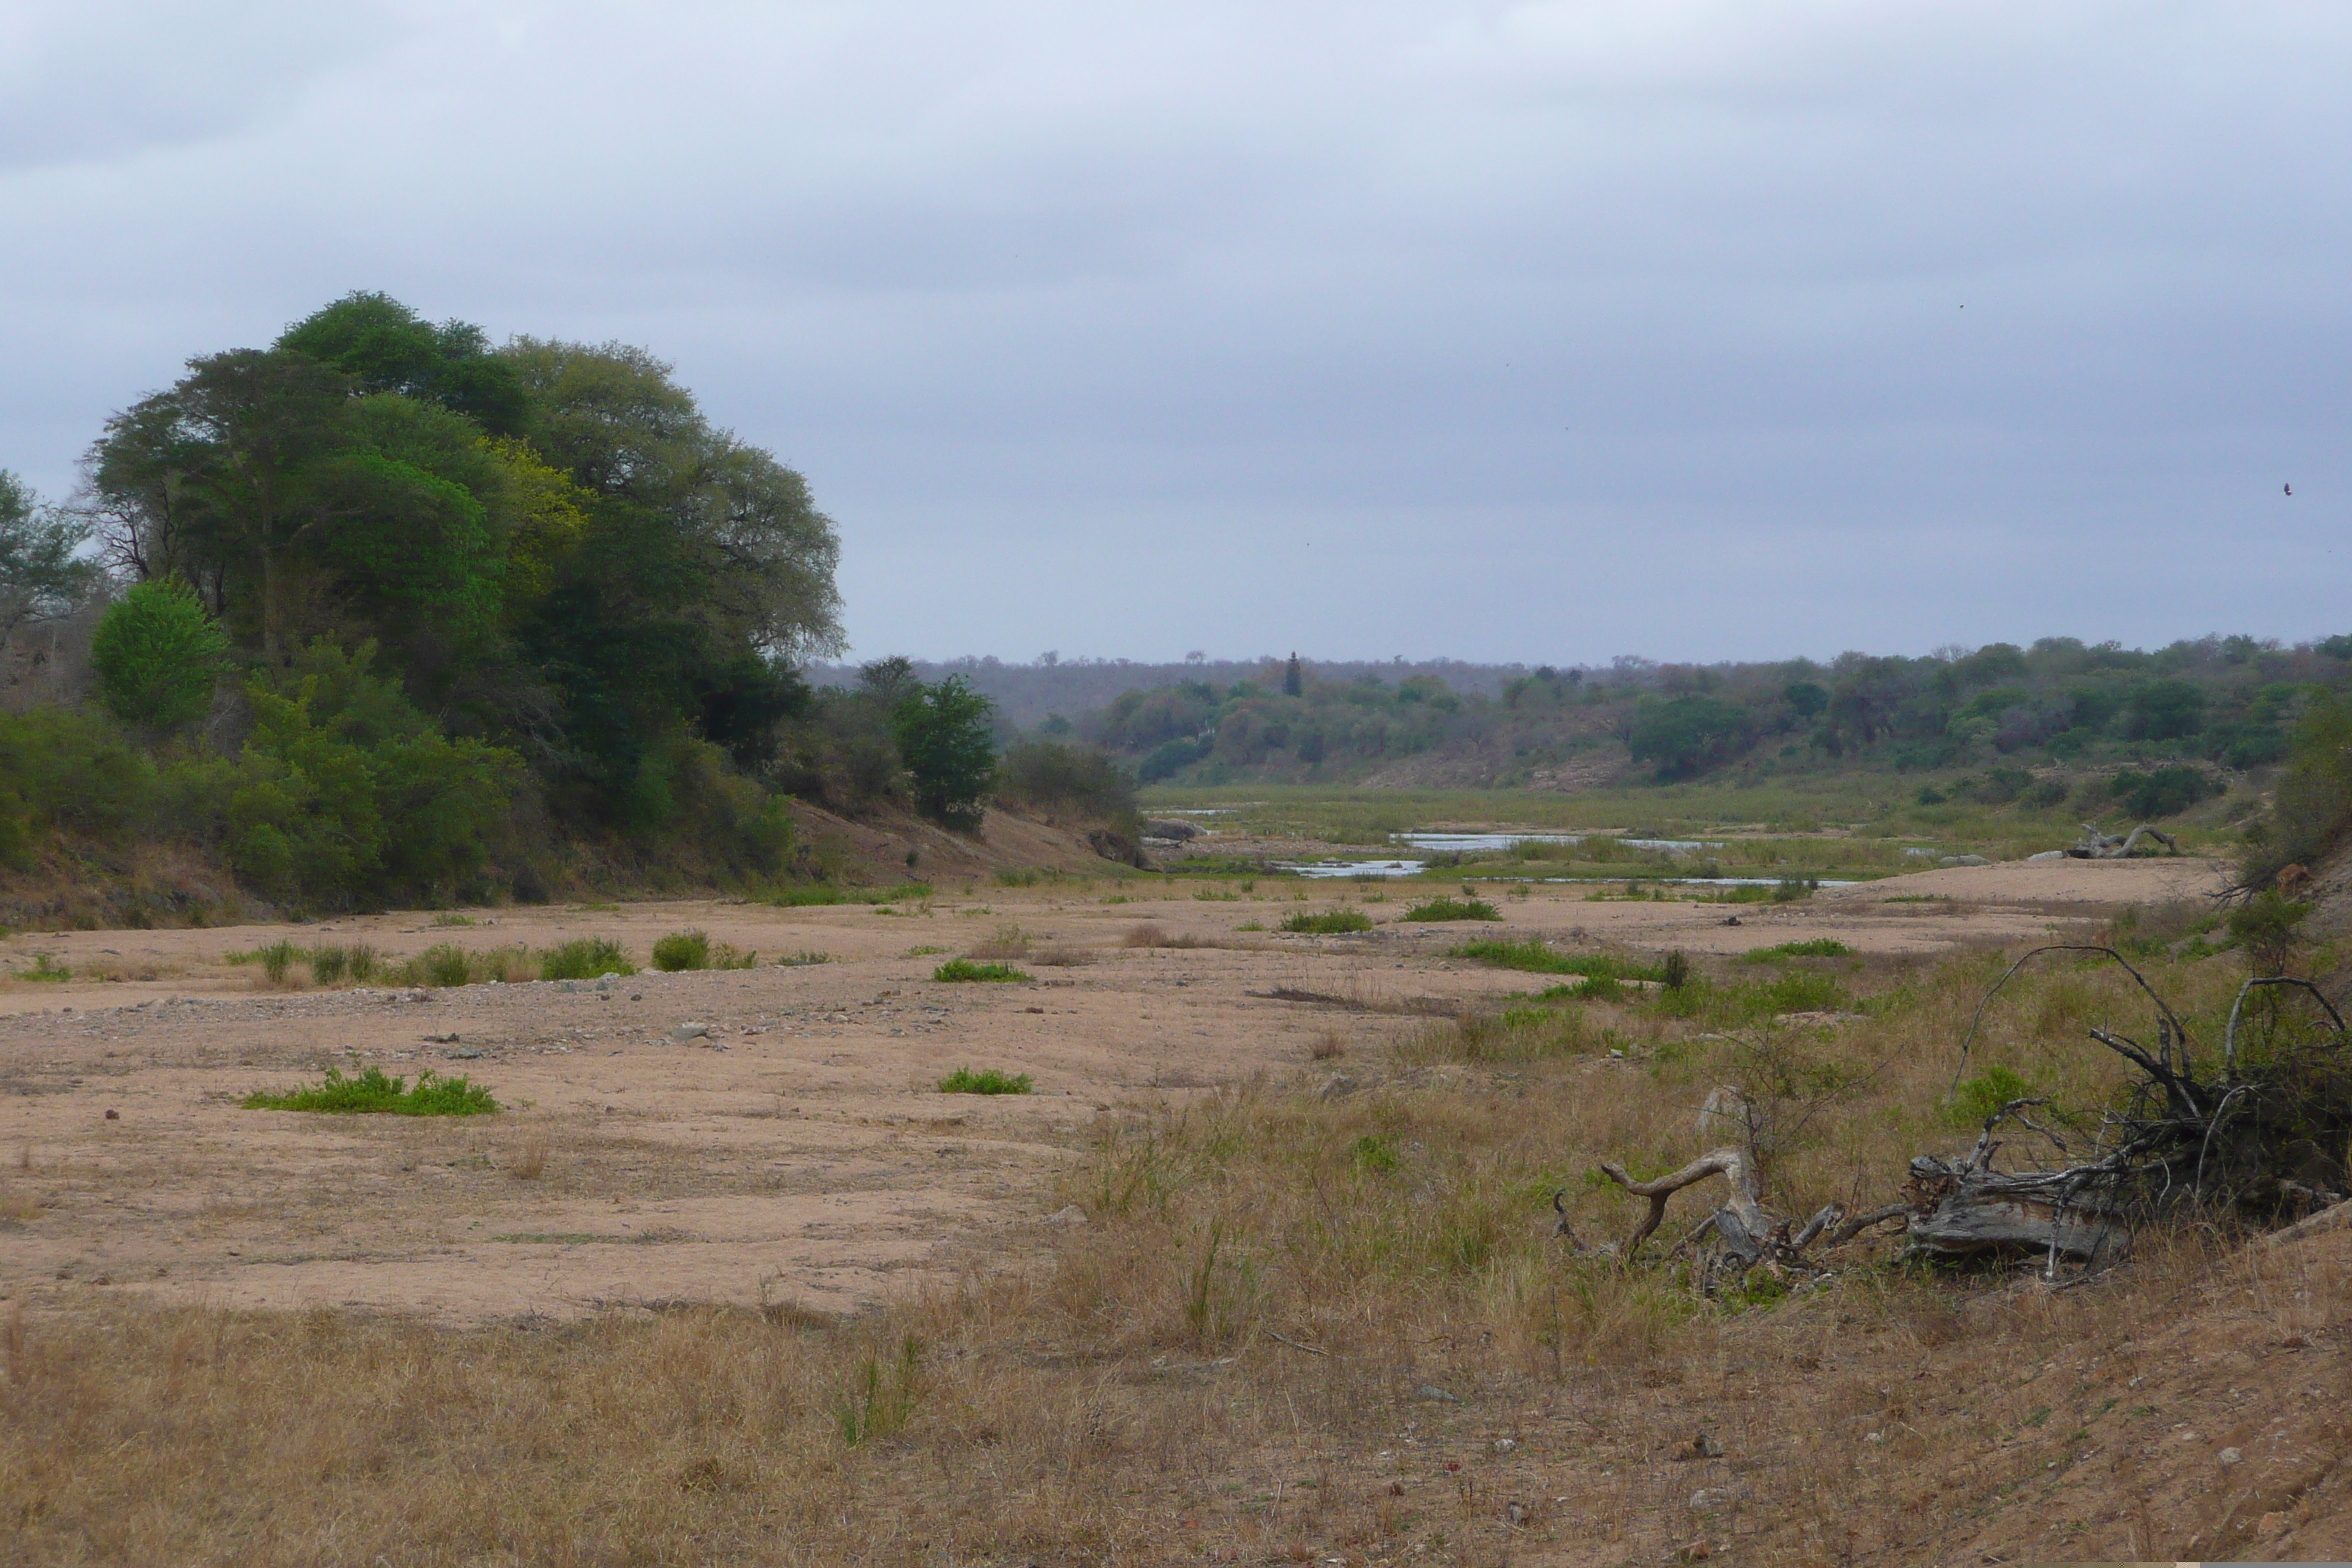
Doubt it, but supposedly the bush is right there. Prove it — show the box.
[540,938,635,980]
[257,938,304,986]
[1401,896,1501,922]
[1138,736,1209,783]
[996,739,1138,824]
[90,579,229,730]
[1278,908,1373,935]
[932,959,1032,982]
[412,943,474,988]
[652,930,712,971]
[936,1067,1033,1094]
[2228,892,2310,977]
[894,676,997,829]
[242,1065,497,1115]
[2108,764,2222,820]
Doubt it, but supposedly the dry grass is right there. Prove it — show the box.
[1120,922,1214,949]
[1029,943,1098,968]
[507,1131,551,1182]
[964,922,1035,960]
[1,943,2335,1564]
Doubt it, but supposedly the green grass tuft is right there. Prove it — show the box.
[242,1065,497,1116]
[1278,908,1373,935]
[540,938,636,980]
[937,1066,1034,1094]
[1401,896,1501,922]
[652,930,712,972]
[932,960,1033,983]
[1742,938,1854,962]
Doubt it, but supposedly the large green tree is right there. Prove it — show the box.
[0,470,99,647]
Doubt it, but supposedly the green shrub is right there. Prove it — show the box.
[257,938,304,986]
[540,938,635,980]
[1278,908,1373,935]
[90,579,229,730]
[652,930,712,972]
[1349,1134,1401,1173]
[937,1066,1034,1094]
[2108,764,2222,820]
[243,1065,497,1115]
[23,953,70,983]
[411,943,474,988]
[932,960,1032,983]
[2228,892,2310,977]
[1401,896,1501,922]
[1743,939,1853,962]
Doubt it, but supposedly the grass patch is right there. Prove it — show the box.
[242,1066,497,1116]
[765,881,934,908]
[540,938,636,980]
[1743,939,1854,962]
[1401,896,1501,922]
[1278,909,1373,935]
[936,1067,1034,1094]
[652,930,712,971]
[1455,939,1666,984]
[23,953,72,982]
[932,960,1033,983]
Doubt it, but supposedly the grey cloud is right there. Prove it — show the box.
[1,1,2348,661]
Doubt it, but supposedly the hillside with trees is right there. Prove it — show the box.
[1066,638,2352,817]
[0,293,1122,920]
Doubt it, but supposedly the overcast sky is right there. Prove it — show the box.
[3,1,2345,666]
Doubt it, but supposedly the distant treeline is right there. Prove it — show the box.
[1058,638,2352,804]
[0,293,1130,915]
[804,655,1537,731]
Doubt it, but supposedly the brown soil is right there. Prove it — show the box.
[12,853,2344,1564]
[0,857,2229,1324]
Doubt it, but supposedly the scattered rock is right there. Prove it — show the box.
[443,1047,483,1060]
[1411,1384,1458,1403]
[103,1109,118,1120]
[672,1022,712,1041]
[423,1032,460,1044]
[1044,1205,1088,1226]
[1939,853,1992,867]
[1317,1074,1359,1101]
[1688,1485,1744,1512]
[1492,1438,1518,1455]
[2026,848,2067,862]
[2220,1447,2243,1468]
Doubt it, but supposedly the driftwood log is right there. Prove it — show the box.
[1566,945,2352,1284]
[2068,822,2180,859]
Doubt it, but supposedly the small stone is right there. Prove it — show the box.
[673,1022,712,1041]
[1492,1438,1518,1454]
[1412,1385,1459,1403]
[2258,1510,2289,1539]
[2219,1447,2243,1467]
[1044,1205,1088,1226]
[1317,1074,1358,1101]
[1689,1486,1741,1512]
[103,1109,118,1120]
